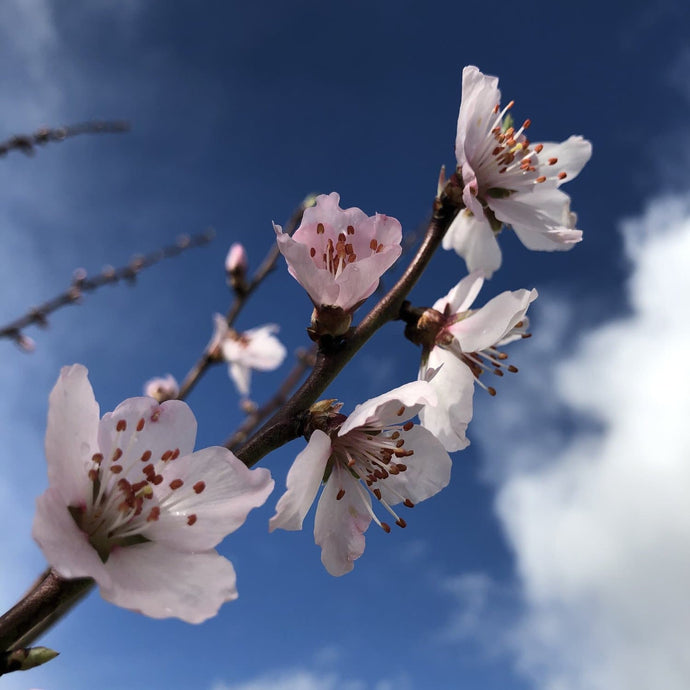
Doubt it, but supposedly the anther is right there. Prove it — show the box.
[507,365,518,373]
[140,450,152,462]
[310,247,316,257]
[170,448,180,460]
[395,439,405,448]
[396,518,407,528]
[112,448,123,462]
[536,176,546,183]
[403,499,415,508]
[381,522,391,533]
[193,481,206,494]
[187,514,197,526]
[92,453,104,465]
[396,406,405,416]
[169,479,183,490]
[88,468,98,481]
[336,488,345,500]
[316,223,325,234]
[373,488,382,500]
[488,387,497,396]
[136,418,145,432]
[548,157,558,165]
[558,171,567,180]
[151,474,164,485]
[390,431,400,440]
[396,463,407,472]
[402,421,414,431]
[147,507,160,522]
[161,450,172,461]
[347,225,355,235]
[534,144,544,153]
[116,420,127,432]
[522,119,531,129]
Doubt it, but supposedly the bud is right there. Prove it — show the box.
[0,646,59,673]
[15,333,36,353]
[225,242,248,294]
[144,374,179,402]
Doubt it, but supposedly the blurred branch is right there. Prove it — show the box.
[0,230,215,348]
[177,196,315,400]
[225,346,316,451]
[0,120,129,158]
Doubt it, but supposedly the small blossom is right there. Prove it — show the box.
[444,65,592,277]
[210,315,286,396]
[32,364,274,623]
[418,271,537,451]
[269,381,451,576]
[274,192,402,335]
[144,374,179,402]
[225,242,248,274]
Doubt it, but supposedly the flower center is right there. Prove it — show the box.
[70,412,205,561]
[328,412,418,533]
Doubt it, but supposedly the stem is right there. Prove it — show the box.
[235,192,457,468]
[0,570,93,652]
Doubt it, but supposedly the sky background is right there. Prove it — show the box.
[1,1,690,689]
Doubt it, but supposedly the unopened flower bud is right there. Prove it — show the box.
[225,243,248,294]
[15,333,36,353]
[1,646,59,672]
[144,374,179,402]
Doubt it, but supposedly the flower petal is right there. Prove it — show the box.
[442,209,502,278]
[228,362,251,396]
[100,542,237,623]
[433,270,485,315]
[98,398,197,473]
[449,288,537,353]
[32,487,112,587]
[419,350,475,452]
[375,425,452,506]
[145,448,274,550]
[45,364,100,504]
[269,430,331,532]
[314,465,371,576]
[339,380,437,434]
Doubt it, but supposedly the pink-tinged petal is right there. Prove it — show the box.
[32,488,112,588]
[146,448,274,550]
[98,398,197,471]
[269,430,331,532]
[537,136,592,185]
[490,188,583,251]
[339,380,437,434]
[419,350,475,452]
[274,224,341,306]
[228,362,251,396]
[433,270,485,315]
[375,425,452,506]
[449,288,537,353]
[442,209,502,278]
[209,313,229,352]
[100,542,237,623]
[455,66,501,167]
[314,465,371,576]
[45,364,99,504]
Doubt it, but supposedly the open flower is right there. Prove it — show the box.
[444,65,592,277]
[269,381,451,576]
[210,315,286,396]
[418,272,537,452]
[274,192,402,335]
[32,364,274,623]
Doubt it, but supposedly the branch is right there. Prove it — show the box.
[0,121,129,158]
[177,198,314,400]
[235,190,458,468]
[0,230,215,347]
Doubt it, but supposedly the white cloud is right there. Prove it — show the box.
[474,193,690,689]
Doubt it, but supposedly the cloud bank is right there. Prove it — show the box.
[476,193,690,689]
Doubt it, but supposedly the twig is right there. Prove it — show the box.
[177,198,314,400]
[225,346,316,451]
[0,230,215,347]
[0,121,129,158]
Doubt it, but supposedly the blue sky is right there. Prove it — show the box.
[1,2,690,689]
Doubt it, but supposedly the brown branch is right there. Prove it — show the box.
[0,230,215,347]
[225,346,316,451]
[0,121,129,158]
[234,190,459,468]
[177,197,315,400]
